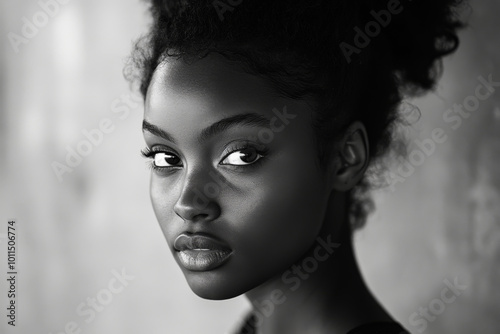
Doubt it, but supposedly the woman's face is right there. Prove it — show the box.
[143,54,333,299]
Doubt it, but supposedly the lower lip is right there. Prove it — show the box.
[177,249,232,271]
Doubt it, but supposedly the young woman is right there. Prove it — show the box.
[129,0,466,332]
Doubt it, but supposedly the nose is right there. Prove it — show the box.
[173,168,222,222]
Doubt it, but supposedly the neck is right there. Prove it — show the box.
[244,191,393,334]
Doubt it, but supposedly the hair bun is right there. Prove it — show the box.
[375,0,466,93]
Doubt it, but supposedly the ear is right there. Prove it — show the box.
[328,121,370,192]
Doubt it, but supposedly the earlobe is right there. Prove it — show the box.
[330,122,370,191]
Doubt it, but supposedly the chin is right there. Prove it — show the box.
[184,272,243,300]
[183,269,270,300]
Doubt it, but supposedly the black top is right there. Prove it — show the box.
[346,322,410,334]
[237,313,410,334]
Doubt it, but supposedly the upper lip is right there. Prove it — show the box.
[173,232,231,252]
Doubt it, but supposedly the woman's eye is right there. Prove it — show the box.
[154,152,182,167]
[221,147,263,166]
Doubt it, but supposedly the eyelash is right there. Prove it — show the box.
[221,143,269,168]
[140,144,269,172]
[140,147,180,173]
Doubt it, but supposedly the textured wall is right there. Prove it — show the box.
[357,1,500,332]
[0,0,498,333]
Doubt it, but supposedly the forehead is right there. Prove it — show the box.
[146,54,279,117]
[143,54,315,144]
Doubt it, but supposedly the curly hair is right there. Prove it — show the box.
[128,0,467,231]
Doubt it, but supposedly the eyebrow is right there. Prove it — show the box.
[142,112,272,144]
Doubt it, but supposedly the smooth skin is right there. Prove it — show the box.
[142,54,394,333]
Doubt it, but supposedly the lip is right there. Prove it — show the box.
[174,233,232,271]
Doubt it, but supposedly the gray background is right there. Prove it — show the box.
[1,0,499,333]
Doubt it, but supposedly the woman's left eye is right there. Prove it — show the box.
[220,147,264,166]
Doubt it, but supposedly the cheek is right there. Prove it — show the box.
[149,175,179,243]
[226,158,329,275]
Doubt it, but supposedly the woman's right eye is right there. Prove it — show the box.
[141,147,183,169]
[153,152,182,167]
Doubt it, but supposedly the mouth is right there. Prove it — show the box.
[173,233,233,271]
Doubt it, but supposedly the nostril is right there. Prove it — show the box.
[173,194,221,222]
[172,171,222,222]
[190,213,210,222]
